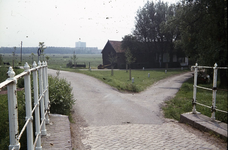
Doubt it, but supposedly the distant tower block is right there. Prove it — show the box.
[75,41,86,48]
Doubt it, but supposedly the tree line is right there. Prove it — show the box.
[121,0,227,87]
[0,47,101,54]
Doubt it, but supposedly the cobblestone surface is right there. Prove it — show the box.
[81,122,227,150]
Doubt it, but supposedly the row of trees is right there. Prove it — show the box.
[122,0,227,87]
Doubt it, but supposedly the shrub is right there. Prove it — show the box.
[48,75,75,115]
[66,60,73,68]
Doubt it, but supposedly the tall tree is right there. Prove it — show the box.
[172,0,227,87]
[122,1,179,64]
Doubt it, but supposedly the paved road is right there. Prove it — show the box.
[48,69,227,150]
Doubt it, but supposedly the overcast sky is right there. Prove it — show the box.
[0,0,179,49]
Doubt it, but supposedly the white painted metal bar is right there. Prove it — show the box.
[216,108,228,114]
[17,118,30,141]
[211,63,218,121]
[195,102,211,109]
[24,62,34,150]
[45,61,50,123]
[33,61,42,150]
[33,132,41,149]
[217,67,228,69]
[31,103,39,115]
[192,63,198,114]
[7,67,20,150]
[195,102,228,113]
[38,61,47,136]
[192,63,228,122]
[39,111,48,131]
[195,85,212,91]
[0,79,14,89]
[197,66,213,69]
[43,61,50,124]
[1,61,50,150]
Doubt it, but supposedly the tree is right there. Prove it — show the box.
[45,55,50,63]
[0,54,3,65]
[108,52,117,76]
[31,53,35,64]
[72,51,77,68]
[171,0,227,87]
[39,42,46,61]
[122,35,139,54]
[122,1,180,65]
[13,47,16,68]
[125,49,136,80]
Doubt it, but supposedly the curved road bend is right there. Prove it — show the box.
[48,69,226,149]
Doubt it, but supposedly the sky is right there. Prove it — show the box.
[0,0,179,49]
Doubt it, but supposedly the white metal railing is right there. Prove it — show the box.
[191,63,228,121]
[0,61,50,150]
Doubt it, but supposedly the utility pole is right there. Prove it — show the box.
[20,41,22,63]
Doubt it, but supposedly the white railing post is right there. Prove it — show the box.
[46,61,50,118]
[38,61,47,135]
[33,61,42,150]
[211,63,218,121]
[43,61,50,124]
[24,62,34,150]
[7,67,20,150]
[192,63,198,114]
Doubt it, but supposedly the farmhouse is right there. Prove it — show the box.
[101,40,188,69]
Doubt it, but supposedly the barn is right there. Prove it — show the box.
[101,40,189,69]
[101,40,126,69]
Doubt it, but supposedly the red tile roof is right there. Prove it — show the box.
[109,40,125,53]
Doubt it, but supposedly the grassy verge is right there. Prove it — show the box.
[54,68,188,93]
[162,77,228,123]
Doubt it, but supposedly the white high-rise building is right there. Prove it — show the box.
[75,41,86,48]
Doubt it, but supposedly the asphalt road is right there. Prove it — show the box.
[48,69,192,126]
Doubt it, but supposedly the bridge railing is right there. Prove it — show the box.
[0,61,50,150]
[191,63,228,121]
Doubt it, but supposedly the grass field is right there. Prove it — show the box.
[1,53,102,69]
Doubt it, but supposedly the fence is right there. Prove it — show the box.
[191,63,228,121]
[0,61,50,150]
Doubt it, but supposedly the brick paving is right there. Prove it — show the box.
[41,114,72,150]
[81,122,226,150]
